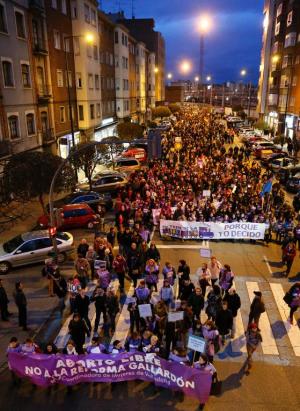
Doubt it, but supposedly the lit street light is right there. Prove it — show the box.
[180,60,192,74]
[197,14,211,84]
[195,76,199,82]
[167,73,173,79]
[154,67,159,73]
[240,68,251,117]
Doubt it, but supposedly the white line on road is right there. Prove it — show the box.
[270,283,300,356]
[246,281,279,355]
[263,256,273,275]
[231,280,246,353]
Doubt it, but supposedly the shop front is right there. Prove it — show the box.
[285,114,297,140]
[58,131,81,159]
[94,118,117,142]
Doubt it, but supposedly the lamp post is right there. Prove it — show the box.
[240,69,251,118]
[206,76,213,106]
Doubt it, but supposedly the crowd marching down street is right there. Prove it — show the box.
[5,106,300,407]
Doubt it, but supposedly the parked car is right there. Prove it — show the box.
[122,147,147,162]
[0,230,74,274]
[49,191,113,212]
[278,164,300,184]
[114,157,141,173]
[286,172,300,193]
[269,157,295,172]
[261,152,291,167]
[38,204,99,230]
[292,191,300,212]
[77,170,128,194]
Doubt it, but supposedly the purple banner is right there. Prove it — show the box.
[8,352,212,403]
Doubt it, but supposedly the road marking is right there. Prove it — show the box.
[270,283,300,356]
[263,256,273,275]
[155,245,201,249]
[231,280,246,353]
[246,281,279,355]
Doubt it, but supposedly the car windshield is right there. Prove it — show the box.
[56,232,70,241]
[3,235,24,253]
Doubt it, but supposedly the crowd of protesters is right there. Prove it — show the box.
[5,107,300,406]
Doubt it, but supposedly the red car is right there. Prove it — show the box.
[38,204,99,230]
[122,147,147,162]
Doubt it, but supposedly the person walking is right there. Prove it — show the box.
[112,254,127,293]
[286,284,300,324]
[282,241,296,277]
[245,323,262,375]
[106,289,120,335]
[13,282,28,331]
[0,279,9,321]
[194,353,218,410]
[91,286,107,334]
[219,264,234,297]
[188,287,205,321]
[248,291,265,329]
[223,287,241,338]
[74,288,91,333]
[197,263,212,298]
[207,256,222,286]
[215,300,233,344]
[68,313,89,354]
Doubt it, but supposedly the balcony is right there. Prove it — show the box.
[37,85,51,105]
[0,141,12,158]
[29,0,44,13]
[42,128,55,145]
[33,38,48,56]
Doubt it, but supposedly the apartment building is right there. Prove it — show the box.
[70,0,101,144]
[95,10,116,141]
[257,0,300,140]
[146,51,156,113]
[0,0,54,160]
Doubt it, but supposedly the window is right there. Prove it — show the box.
[115,55,119,67]
[88,73,93,89]
[289,96,295,106]
[276,3,282,17]
[74,37,80,55]
[273,41,279,54]
[76,72,82,88]
[8,115,19,139]
[87,45,92,58]
[95,74,99,89]
[0,3,8,33]
[287,11,293,26]
[15,11,26,38]
[115,31,118,44]
[2,60,14,87]
[26,113,35,135]
[295,55,300,65]
[78,105,84,121]
[59,106,65,122]
[115,78,120,90]
[96,103,101,118]
[51,0,57,8]
[71,2,77,19]
[61,0,67,14]
[57,69,64,87]
[292,76,297,86]
[64,36,70,52]
[285,32,297,47]
[21,64,31,87]
[84,4,90,23]
[93,45,98,60]
[90,104,95,119]
[91,9,96,26]
[66,70,72,86]
[275,22,280,36]
[54,30,60,49]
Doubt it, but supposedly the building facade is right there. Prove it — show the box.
[257,0,300,139]
[114,23,130,120]
[45,0,79,158]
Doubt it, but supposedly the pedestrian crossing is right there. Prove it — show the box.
[52,275,300,366]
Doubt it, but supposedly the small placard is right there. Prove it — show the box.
[168,311,184,322]
[126,296,136,304]
[187,335,206,353]
[94,260,106,270]
[138,304,152,318]
[203,190,211,197]
[200,248,212,258]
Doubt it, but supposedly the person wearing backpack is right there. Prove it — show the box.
[202,320,220,363]
[285,283,300,324]
[247,291,265,329]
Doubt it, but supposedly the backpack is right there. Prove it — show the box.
[213,334,221,353]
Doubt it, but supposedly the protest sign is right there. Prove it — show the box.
[168,311,184,322]
[138,304,152,318]
[8,352,212,403]
[94,260,106,270]
[200,248,212,258]
[187,335,206,353]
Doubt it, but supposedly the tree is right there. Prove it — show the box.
[151,106,172,119]
[168,103,181,114]
[3,151,75,213]
[69,142,108,191]
[116,122,144,140]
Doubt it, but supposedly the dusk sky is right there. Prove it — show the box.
[102,0,265,84]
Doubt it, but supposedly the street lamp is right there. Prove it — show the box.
[167,73,173,79]
[195,76,199,82]
[154,67,159,73]
[197,15,211,84]
[64,32,94,150]
[180,60,192,74]
[206,76,213,105]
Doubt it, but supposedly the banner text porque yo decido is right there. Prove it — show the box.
[8,352,212,404]
[159,220,266,240]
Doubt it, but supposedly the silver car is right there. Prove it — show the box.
[0,230,74,274]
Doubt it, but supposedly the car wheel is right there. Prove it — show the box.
[0,261,11,274]
[57,252,66,263]
[87,221,94,229]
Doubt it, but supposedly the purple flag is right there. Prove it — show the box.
[8,352,212,403]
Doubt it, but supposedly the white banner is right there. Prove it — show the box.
[159,220,266,240]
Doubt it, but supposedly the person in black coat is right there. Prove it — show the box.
[0,279,9,321]
[13,282,28,331]
[74,289,91,333]
[146,242,160,262]
[179,279,195,301]
[68,313,89,354]
[177,260,190,297]
[188,287,205,321]
[248,291,265,329]
[223,288,241,338]
[215,300,233,343]
[127,243,142,287]
[90,286,107,333]
[77,239,89,257]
